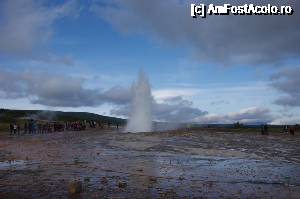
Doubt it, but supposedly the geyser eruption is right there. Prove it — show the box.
[126,71,152,133]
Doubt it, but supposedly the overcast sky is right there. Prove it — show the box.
[0,0,299,124]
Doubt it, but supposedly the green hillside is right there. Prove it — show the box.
[0,109,126,132]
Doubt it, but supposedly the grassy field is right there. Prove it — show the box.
[189,126,287,134]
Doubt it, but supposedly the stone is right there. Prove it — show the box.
[68,181,82,195]
[101,176,108,184]
[118,181,127,188]
[149,176,157,182]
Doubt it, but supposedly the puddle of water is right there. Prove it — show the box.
[0,160,26,169]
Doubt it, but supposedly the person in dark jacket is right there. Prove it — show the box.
[9,124,13,135]
[289,125,295,135]
[17,125,20,135]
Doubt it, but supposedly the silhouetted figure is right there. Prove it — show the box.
[17,125,20,135]
[13,123,17,134]
[9,124,13,135]
[261,124,268,135]
[38,123,42,134]
[261,125,264,135]
[24,123,28,134]
[99,122,103,129]
[28,120,33,134]
[43,124,47,133]
[47,123,52,133]
[289,126,295,135]
[32,121,37,134]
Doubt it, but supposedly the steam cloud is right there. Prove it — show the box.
[126,71,153,133]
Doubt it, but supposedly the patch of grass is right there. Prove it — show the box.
[190,125,286,134]
[0,123,9,132]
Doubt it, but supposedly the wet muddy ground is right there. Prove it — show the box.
[0,129,299,198]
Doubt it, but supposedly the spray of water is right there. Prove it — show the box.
[126,70,152,133]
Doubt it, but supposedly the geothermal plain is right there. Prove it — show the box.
[0,127,299,198]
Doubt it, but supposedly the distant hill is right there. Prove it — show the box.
[0,109,126,125]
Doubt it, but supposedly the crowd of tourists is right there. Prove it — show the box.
[9,120,119,136]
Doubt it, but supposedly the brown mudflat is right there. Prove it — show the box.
[0,129,299,198]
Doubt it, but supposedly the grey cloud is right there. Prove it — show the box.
[111,96,208,122]
[154,96,208,122]
[102,86,132,105]
[271,67,300,106]
[93,0,300,65]
[111,98,274,124]
[195,107,274,124]
[0,71,28,98]
[0,70,129,107]
[0,0,77,55]
[110,105,130,117]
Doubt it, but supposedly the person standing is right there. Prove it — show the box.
[13,123,17,135]
[28,120,33,134]
[17,125,20,135]
[24,122,28,134]
[289,125,295,135]
[38,123,42,134]
[32,121,37,134]
[9,124,13,135]
[261,124,265,135]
